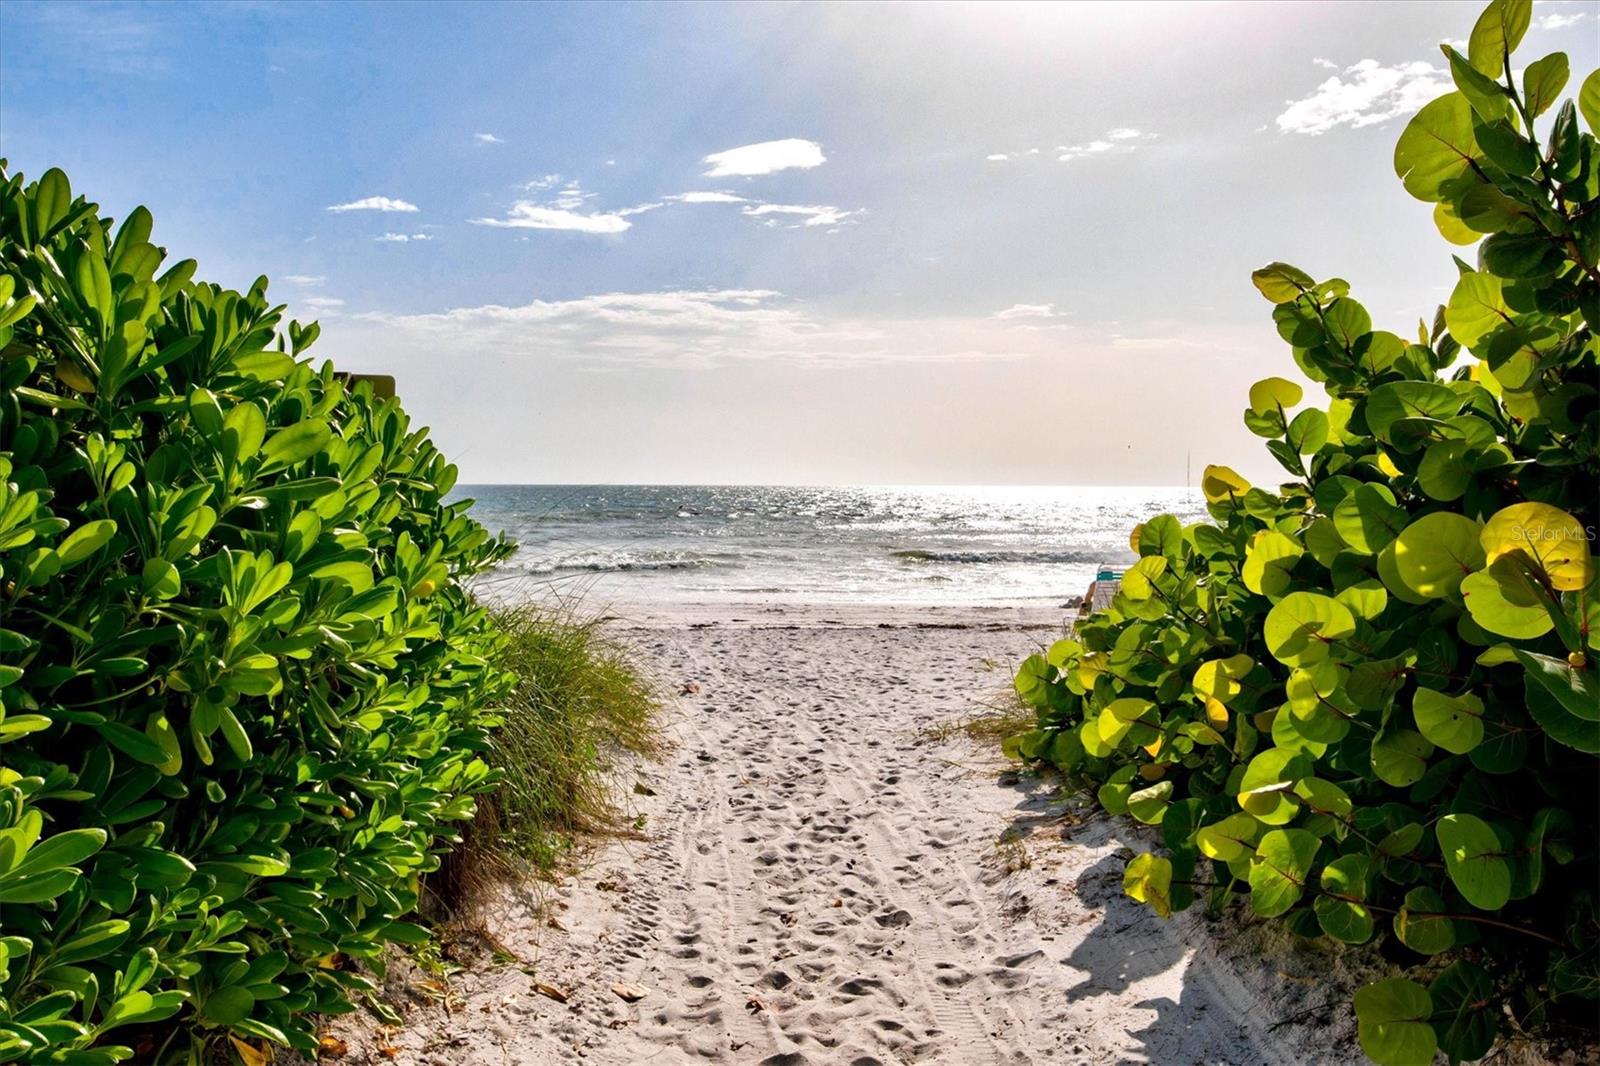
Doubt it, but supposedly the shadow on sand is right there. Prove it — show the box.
[990,768,1357,1066]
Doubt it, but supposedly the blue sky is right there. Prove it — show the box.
[3,1,1596,484]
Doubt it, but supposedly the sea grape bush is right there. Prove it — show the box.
[0,162,514,1063]
[1009,3,1599,1064]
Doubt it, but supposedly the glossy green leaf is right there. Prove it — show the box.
[1355,978,1436,1066]
[1248,828,1320,918]
[1437,813,1512,910]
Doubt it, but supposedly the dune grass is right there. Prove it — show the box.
[431,601,662,912]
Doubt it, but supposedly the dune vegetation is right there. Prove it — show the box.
[1009,3,1599,1064]
[0,162,656,1064]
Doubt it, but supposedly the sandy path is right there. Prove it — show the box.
[324,607,1368,1065]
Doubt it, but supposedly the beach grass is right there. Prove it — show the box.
[431,602,662,911]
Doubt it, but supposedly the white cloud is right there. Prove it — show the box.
[375,232,434,242]
[302,296,346,309]
[471,203,636,234]
[702,138,826,177]
[740,203,861,228]
[1535,11,1588,31]
[478,178,855,236]
[283,274,325,286]
[1312,57,1339,70]
[1276,59,1451,135]
[1056,128,1155,162]
[669,191,751,204]
[474,132,504,144]
[991,303,1060,320]
[986,153,1011,162]
[476,176,660,234]
[326,196,419,213]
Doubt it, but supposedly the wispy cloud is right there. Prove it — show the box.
[478,177,857,236]
[356,289,1247,370]
[283,274,326,286]
[986,153,1012,162]
[741,203,861,228]
[472,204,639,234]
[702,138,826,177]
[8,3,170,77]
[474,132,504,144]
[356,289,1044,369]
[669,191,751,204]
[1276,58,1450,135]
[1534,10,1588,31]
[302,296,346,309]
[327,196,420,213]
[1057,128,1155,162]
[375,232,434,242]
[991,303,1062,321]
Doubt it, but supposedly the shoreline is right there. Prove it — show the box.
[601,599,1076,632]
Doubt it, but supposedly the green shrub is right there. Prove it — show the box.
[431,600,659,906]
[1009,3,1598,1063]
[0,163,514,1062]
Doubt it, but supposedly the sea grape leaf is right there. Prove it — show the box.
[1238,748,1312,825]
[1371,729,1435,787]
[1248,376,1303,415]
[1365,382,1461,443]
[1195,813,1261,861]
[1315,853,1375,944]
[1442,45,1509,120]
[1264,592,1356,667]
[1481,502,1594,592]
[1243,531,1303,597]
[1355,979,1436,1066]
[1513,649,1597,721]
[1437,813,1512,910]
[1098,698,1160,748]
[1412,687,1485,754]
[1014,654,1050,707]
[1123,852,1173,918]
[1191,654,1253,704]
[1523,52,1569,118]
[1581,67,1600,133]
[1250,263,1315,304]
[1334,579,1387,621]
[1248,828,1320,918]
[1120,555,1169,601]
[1333,484,1409,555]
[1523,673,1600,753]
[1461,560,1554,639]
[1445,272,1511,352]
[1395,886,1455,954]
[1391,512,1485,599]
[1200,465,1251,505]
[1127,781,1172,826]
[1394,93,1480,203]
[1428,961,1497,1063]
[1466,0,1531,78]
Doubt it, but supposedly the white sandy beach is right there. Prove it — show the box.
[318,603,1387,1066]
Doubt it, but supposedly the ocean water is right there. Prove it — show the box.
[460,485,1207,606]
